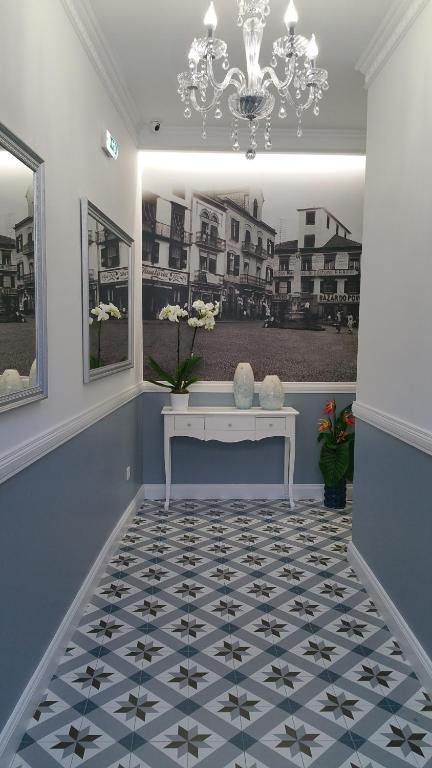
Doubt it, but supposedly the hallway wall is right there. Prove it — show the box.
[0,0,143,741]
[353,0,432,657]
[0,397,142,735]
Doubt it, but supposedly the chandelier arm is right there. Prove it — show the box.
[300,86,315,112]
[189,87,222,114]
[206,56,246,93]
[261,58,295,93]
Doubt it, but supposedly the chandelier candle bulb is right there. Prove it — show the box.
[284,0,298,32]
[306,33,319,62]
[204,2,218,33]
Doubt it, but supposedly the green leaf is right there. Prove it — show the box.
[319,441,350,487]
[148,357,176,385]
[147,379,173,390]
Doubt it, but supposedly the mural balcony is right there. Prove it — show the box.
[195,232,226,251]
[144,222,192,245]
[1,287,17,295]
[22,241,34,256]
[22,274,35,287]
[240,274,267,289]
[194,269,223,285]
[301,267,360,277]
[0,263,17,272]
[241,241,267,259]
[224,272,241,283]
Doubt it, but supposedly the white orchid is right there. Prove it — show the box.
[91,305,109,322]
[106,302,122,319]
[159,304,189,323]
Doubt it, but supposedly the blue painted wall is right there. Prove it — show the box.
[0,396,143,733]
[353,420,432,658]
[142,391,355,485]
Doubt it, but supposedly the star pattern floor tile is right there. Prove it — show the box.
[10,499,432,767]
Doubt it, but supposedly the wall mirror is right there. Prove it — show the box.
[0,124,47,412]
[81,199,134,383]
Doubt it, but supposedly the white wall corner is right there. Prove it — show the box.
[348,543,432,693]
[356,0,430,88]
[60,0,140,142]
[0,486,145,766]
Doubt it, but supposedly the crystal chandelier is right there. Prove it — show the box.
[177,0,329,159]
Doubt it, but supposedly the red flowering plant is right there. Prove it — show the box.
[317,400,355,487]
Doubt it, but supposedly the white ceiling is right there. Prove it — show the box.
[86,0,397,144]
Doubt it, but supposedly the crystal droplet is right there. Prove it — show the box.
[215,106,222,119]
[237,14,243,26]
[246,147,256,160]
[201,130,207,140]
[184,106,192,119]
[297,124,303,137]
[314,104,319,116]
[232,140,240,152]
[296,89,301,99]
[265,140,272,150]
[271,55,277,67]
[222,58,230,71]
[278,105,287,119]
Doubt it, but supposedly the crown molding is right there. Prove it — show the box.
[356,0,430,89]
[60,0,140,142]
[138,124,366,154]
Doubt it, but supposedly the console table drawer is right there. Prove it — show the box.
[205,415,255,431]
[174,415,205,434]
[256,416,287,436]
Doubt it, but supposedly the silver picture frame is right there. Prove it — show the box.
[0,123,47,413]
[80,198,134,383]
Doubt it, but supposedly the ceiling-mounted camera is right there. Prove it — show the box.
[150,120,162,134]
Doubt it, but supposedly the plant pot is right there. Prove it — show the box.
[170,392,190,410]
[324,479,347,510]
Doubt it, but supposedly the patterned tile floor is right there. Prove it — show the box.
[11,499,432,768]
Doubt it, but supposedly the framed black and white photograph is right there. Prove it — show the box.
[81,199,134,383]
[141,152,364,382]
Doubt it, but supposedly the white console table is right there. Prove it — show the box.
[162,406,299,511]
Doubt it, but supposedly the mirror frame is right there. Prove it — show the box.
[81,198,134,383]
[0,123,47,413]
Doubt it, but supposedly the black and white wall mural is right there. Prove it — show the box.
[141,153,365,382]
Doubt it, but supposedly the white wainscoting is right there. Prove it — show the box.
[348,543,432,693]
[353,401,432,457]
[141,381,357,395]
[0,383,144,486]
[0,487,145,767]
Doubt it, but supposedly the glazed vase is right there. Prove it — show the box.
[233,363,254,409]
[259,375,284,410]
[170,392,190,410]
[324,479,347,510]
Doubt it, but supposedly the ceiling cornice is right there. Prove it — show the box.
[356,0,429,88]
[138,125,366,155]
[60,0,140,142]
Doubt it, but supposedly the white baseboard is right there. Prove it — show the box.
[143,483,325,502]
[0,486,145,767]
[348,543,432,693]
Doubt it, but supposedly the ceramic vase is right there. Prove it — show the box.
[233,363,254,409]
[259,375,284,410]
[170,392,190,410]
[2,369,24,394]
